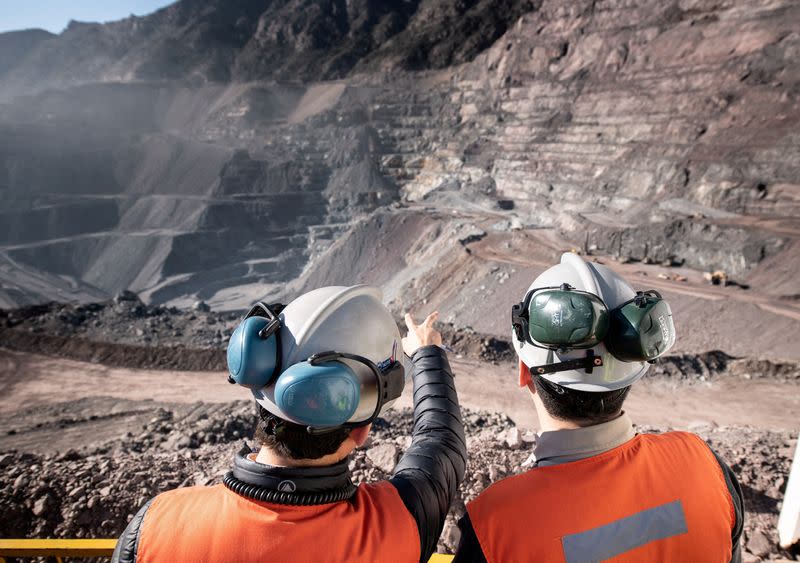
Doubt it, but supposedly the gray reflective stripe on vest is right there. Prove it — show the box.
[561,500,689,563]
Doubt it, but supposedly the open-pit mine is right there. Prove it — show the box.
[1,0,799,560]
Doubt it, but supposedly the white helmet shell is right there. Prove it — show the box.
[513,253,649,391]
[253,285,403,419]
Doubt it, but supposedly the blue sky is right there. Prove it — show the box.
[0,0,175,34]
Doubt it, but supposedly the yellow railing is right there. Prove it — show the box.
[0,539,118,562]
[0,539,455,562]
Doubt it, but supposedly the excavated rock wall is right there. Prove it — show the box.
[0,0,797,314]
[386,0,800,274]
[0,83,398,308]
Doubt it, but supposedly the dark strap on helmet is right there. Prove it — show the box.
[529,349,603,376]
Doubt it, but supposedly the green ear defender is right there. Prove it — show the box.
[606,291,676,362]
[512,286,676,369]
[526,285,609,348]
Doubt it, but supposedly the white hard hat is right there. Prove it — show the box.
[253,285,404,421]
[513,253,650,391]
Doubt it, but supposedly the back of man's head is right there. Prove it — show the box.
[511,252,676,426]
[226,285,405,463]
[531,374,630,426]
[254,404,352,460]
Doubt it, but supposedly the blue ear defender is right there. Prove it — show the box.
[273,351,406,432]
[274,360,360,428]
[226,302,283,389]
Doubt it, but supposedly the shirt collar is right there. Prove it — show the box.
[533,412,635,467]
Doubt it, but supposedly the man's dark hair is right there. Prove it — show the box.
[254,404,352,460]
[533,374,630,425]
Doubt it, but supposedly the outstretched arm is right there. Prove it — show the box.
[390,312,467,563]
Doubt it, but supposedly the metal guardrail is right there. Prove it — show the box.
[0,539,455,562]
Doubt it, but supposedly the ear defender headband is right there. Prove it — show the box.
[512,285,676,375]
[226,303,405,431]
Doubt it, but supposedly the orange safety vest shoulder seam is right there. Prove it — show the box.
[467,431,736,563]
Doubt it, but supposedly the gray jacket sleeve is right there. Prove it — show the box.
[711,450,745,563]
[111,498,153,563]
[389,345,467,563]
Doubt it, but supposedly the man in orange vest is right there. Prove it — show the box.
[454,253,744,562]
[113,285,466,563]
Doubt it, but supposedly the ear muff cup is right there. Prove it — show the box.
[527,289,609,348]
[227,316,279,388]
[607,297,676,361]
[274,361,360,428]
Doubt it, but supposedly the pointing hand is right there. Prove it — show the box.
[402,311,443,356]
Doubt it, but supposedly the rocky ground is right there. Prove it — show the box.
[0,399,797,561]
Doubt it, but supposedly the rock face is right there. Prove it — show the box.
[0,0,797,316]
[455,0,799,275]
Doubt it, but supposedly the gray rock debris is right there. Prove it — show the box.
[32,495,54,517]
[366,443,399,474]
[114,291,141,304]
[745,530,773,558]
[500,427,524,450]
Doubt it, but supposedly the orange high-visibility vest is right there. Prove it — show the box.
[467,432,735,563]
[136,481,420,563]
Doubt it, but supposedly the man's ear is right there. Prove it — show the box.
[349,424,371,447]
[518,360,532,388]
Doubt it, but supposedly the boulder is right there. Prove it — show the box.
[114,290,141,304]
[745,530,772,558]
[366,443,398,473]
[32,494,53,516]
[502,427,523,450]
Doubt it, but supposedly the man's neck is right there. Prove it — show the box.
[536,409,625,433]
[538,416,585,432]
[532,392,589,431]
[532,392,622,432]
[254,446,346,468]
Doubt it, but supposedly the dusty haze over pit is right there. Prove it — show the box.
[0,0,798,361]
